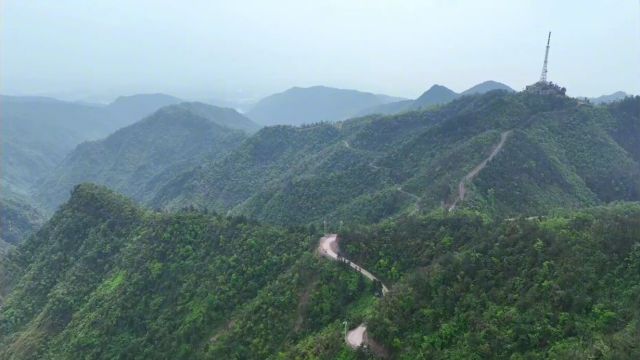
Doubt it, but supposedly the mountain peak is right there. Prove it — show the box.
[65,183,139,216]
[461,81,514,95]
[158,102,260,133]
[247,86,400,126]
[413,84,458,108]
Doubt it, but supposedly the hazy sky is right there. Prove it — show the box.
[2,0,639,102]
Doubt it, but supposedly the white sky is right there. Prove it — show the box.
[2,0,639,101]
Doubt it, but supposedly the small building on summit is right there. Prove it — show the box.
[525,32,567,96]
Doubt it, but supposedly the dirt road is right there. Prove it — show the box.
[448,130,512,211]
[318,234,388,348]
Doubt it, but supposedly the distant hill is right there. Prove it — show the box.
[412,84,459,108]
[460,80,515,95]
[105,93,183,128]
[1,96,113,196]
[360,80,514,116]
[246,86,405,126]
[33,103,251,212]
[590,91,629,104]
[170,102,260,133]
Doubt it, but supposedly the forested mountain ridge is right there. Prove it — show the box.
[33,103,256,213]
[359,80,515,116]
[153,93,640,225]
[0,184,378,359]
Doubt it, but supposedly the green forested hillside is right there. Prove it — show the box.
[3,92,639,360]
[154,93,640,225]
[3,185,639,359]
[33,103,255,213]
[338,203,640,358]
[0,184,379,359]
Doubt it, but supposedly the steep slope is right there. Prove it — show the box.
[33,103,251,212]
[247,86,403,125]
[151,123,345,212]
[153,93,640,225]
[0,194,44,252]
[0,184,376,359]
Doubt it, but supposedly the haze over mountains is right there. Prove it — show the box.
[246,85,406,126]
[3,1,640,357]
[1,82,634,221]
[589,91,630,105]
[0,80,517,203]
[1,93,184,197]
[1,88,639,359]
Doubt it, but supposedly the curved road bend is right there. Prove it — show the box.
[318,234,388,348]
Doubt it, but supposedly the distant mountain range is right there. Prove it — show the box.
[359,80,515,116]
[2,85,633,220]
[1,93,185,197]
[151,93,640,225]
[590,91,630,105]
[246,86,406,126]
[34,102,257,212]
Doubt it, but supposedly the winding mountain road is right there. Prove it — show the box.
[448,130,512,211]
[318,234,388,349]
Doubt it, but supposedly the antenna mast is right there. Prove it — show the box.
[539,32,551,83]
